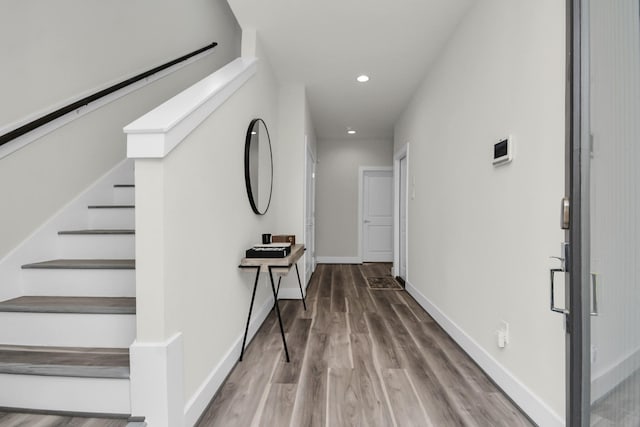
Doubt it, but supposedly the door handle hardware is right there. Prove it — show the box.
[561,198,570,230]
[590,273,599,316]
[550,268,569,314]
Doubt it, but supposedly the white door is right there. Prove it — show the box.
[304,141,316,284]
[399,156,408,279]
[362,169,393,262]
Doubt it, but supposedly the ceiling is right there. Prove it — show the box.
[227,0,474,141]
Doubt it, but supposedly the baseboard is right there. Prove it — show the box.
[316,256,361,264]
[277,287,305,300]
[405,280,564,427]
[592,344,640,403]
[183,295,274,426]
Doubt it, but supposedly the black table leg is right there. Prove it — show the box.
[272,276,282,311]
[294,263,307,311]
[239,267,260,362]
[269,266,290,363]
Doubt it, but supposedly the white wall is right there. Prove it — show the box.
[394,0,566,423]
[271,84,317,293]
[315,138,393,260]
[0,0,240,259]
[131,33,315,424]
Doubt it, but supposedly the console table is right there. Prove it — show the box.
[239,244,306,362]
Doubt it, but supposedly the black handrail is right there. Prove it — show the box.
[0,41,218,147]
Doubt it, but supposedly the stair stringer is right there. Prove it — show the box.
[0,158,134,302]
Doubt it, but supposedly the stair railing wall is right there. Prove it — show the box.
[125,55,284,427]
[0,0,241,263]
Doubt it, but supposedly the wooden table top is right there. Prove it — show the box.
[240,244,305,273]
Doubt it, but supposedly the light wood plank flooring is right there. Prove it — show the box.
[197,263,533,427]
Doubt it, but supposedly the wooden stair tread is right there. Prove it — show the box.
[58,229,135,235]
[0,345,129,379]
[87,205,134,209]
[0,296,135,314]
[22,259,135,269]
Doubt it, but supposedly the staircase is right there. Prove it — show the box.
[0,166,136,416]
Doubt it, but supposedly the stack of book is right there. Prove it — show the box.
[245,242,292,258]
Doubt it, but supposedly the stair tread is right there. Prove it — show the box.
[0,296,135,314]
[88,205,134,209]
[22,259,135,269]
[0,345,129,379]
[58,229,135,235]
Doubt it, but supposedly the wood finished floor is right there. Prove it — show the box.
[197,263,533,427]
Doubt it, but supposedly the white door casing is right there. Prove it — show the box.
[393,144,409,279]
[360,168,393,262]
[399,156,408,279]
[304,138,316,284]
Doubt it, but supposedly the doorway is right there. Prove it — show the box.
[304,138,316,285]
[359,167,393,263]
[393,144,409,281]
[567,0,640,425]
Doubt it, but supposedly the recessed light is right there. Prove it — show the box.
[356,75,370,83]
[347,130,356,135]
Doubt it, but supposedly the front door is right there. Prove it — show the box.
[567,0,640,425]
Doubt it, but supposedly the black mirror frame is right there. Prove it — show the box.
[244,118,273,215]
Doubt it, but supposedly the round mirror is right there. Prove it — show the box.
[244,118,273,215]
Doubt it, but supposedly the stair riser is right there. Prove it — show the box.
[0,374,130,414]
[22,270,135,297]
[57,235,135,259]
[113,187,135,205]
[0,313,135,347]
[88,209,135,229]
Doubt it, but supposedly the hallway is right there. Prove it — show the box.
[197,264,533,426]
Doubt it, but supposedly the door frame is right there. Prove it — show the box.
[358,166,393,263]
[393,143,409,278]
[303,136,317,284]
[567,0,591,425]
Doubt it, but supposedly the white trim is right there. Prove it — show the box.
[393,144,409,278]
[0,48,216,161]
[358,166,393,263]
[183,295,274,426]
[316,256,362,264]
[592,344,640,403]
[277,287,306,300]
[0,374,130,414]
[405,280,564,427]
[129,333,185,427]
[125,57,258,159]
[303,137,317,285]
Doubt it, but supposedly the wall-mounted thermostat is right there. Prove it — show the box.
[493,136,513,166]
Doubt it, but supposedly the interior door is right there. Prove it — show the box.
[362,169,393,262]
[568,0,640,425]
[399,156,408,279]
